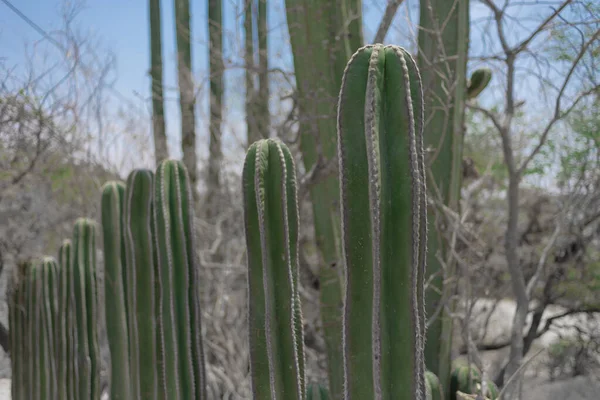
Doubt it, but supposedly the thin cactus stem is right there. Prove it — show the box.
[124,169,159,399]
[337,44,427,400]
[101,181,134,400]
[243,138,306,400]
[58,240,75,400]
[72,218,101,400]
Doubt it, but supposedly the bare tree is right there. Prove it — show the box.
[468,1,600,397]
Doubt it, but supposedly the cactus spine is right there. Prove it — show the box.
[154,159,207,399]
[101,181,134,400]
[337,44,427,400]
[125,169,159,399]
[243,138,306,400]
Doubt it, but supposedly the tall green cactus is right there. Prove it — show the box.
[154,159,207,399]
[101,181,134,400]
[425,371,444,400]
[72,218,101,400]
[242,138,306,399]
[337,44,427,399]
[125,169,159,399]
[58,240,75,400]
[450,362,481,400]
[9,258,61,400]
[417,0,470,394]
[284,2,363,397]
[8,263,24,400]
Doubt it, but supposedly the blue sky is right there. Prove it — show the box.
[0,0,422,172]
[0,0,574,178]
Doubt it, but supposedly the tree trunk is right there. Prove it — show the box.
[149,0,169,163]
[174,0,197,198]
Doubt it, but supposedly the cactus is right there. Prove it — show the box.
[242,138,306,399]
[101,181,134,400]
[7,263,23,400]
[149,0,169,162]
[307,382,330,400]
[425,371,444,400]
[467,68,492,99]
[9,258,61,400]
[479,381,499,400]
[450,362,482,400]
[337,44,428,399]
[417,0,470,394]
[72,218,102,400]
[154,159,207,399]
[284,1,363,397]
[125,169,159,399]
[207,0,224,217]
[58,240,75,400]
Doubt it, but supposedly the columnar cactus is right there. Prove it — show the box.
[72,218,102,400]
[8,258,60,400]
[417,0,470,393]
[425,371,444,400]
[242,138,306,399]
[450,362,482,400]
[337,44,428,399]
[284,1,363,396]
[154,159,207,399]
[58,240,75,400]
[124,169,159,399]
[101,181,133,400]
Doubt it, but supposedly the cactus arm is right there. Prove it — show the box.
[337,44,427,400]
[243,139,305,400]
[102,181,134,400]
[466,68,492,99]
[124,170,160,399]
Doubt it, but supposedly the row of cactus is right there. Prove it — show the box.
[8,43,496,400]
[8,218,101,400]
[101,160,207,400]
